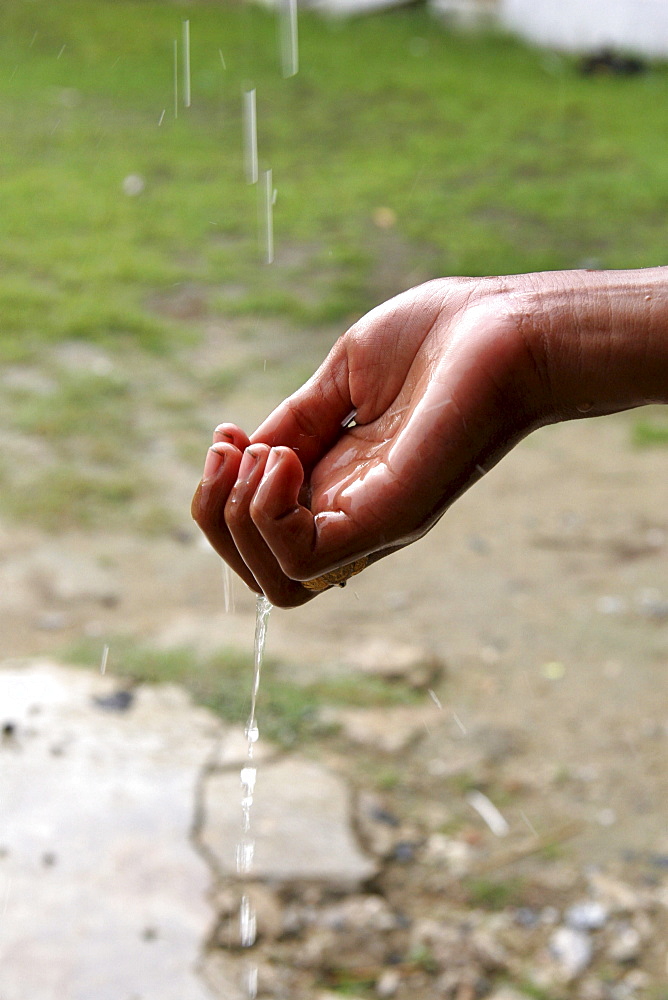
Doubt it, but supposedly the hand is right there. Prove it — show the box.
[192,276,544,607]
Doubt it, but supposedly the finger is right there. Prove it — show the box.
[250,341,354,470]
[213,423,251,451]
[191,443,263,594]
[225,446,314,608]
[249,446,378,581]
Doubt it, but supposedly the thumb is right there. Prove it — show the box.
[250,339,355,470]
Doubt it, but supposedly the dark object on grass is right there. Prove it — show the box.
[370,806,401,828]
[93,690,134,712]
[2,721,16,740]
[579,48,646,76]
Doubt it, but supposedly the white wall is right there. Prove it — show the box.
[500,0,668,57]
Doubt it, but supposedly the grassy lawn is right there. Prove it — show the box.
[1,0,668,532]
[64,636,421,746]
[2,0,668,359]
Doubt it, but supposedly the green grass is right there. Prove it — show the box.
[3,0,668,362]
[0,463,139,531]
[63,637,421,746]
[632,414,668,447]
[2,0,668,530]
[464,875,525,911]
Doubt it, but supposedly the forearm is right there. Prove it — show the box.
[510,267,668,422]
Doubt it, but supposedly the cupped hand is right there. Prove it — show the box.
[192,276,544,607]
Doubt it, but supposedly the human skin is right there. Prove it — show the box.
[191,267,668,608]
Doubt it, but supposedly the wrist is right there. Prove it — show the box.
[506,267,668,423]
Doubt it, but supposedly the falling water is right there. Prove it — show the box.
[236,595,272,998]
[260,168,274,264]
[172,38,178,119]
[279,0,299,78]
[243,88,258,185]
[182,19,191,109]
[99,644,109,676]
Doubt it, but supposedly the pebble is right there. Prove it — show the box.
[376,968,400,997]
[424,833,475,876]
[321,704,438,752]
[338,637,443,689]
[356,792,401,859]
[487,988,533,1000]
[549,925,593,980]
[587,872,649,913]
[607,923,642,964]
[565,900,608,931]
[318,895,397,934]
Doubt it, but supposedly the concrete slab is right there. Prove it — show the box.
[202,758,377,887]
[0,660,221,1000]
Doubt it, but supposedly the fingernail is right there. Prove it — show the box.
[203,447,225,481]
[238,447,260,482]
[263,448,282,477]
[213,424,234,442]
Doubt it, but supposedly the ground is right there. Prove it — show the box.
[1,326,667,996]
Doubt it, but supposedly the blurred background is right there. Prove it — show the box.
[1,2,668,999]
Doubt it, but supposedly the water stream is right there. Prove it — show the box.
[236,595,272,998]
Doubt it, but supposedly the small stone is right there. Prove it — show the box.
[294,927,337,969]
[376,968,400,997]
[323,704,439,752]
[436,966,487,999]
[566,901,608,931]
[607,923,642,964]
[587,872,648,914]
[340,637,443,689]
[577,976,607,1000]
[2,721,17,743]
[549,926,593,980]
[472,927,510,972]
[356,793,397,859]
[424,834,474,876]
[318,895,397,934]
[318,993,367,1000]
[514,907,540,928]
[93,690,134,712]
[621,969,650,991]
[393,840,417,862]
[487,988,533,1000]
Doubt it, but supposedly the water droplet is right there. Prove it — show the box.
[236,839,255,874]
[243,89,258,185]
[182,20,191,109]
[240,894,257,947]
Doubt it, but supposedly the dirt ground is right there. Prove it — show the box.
[1,327,667,994]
